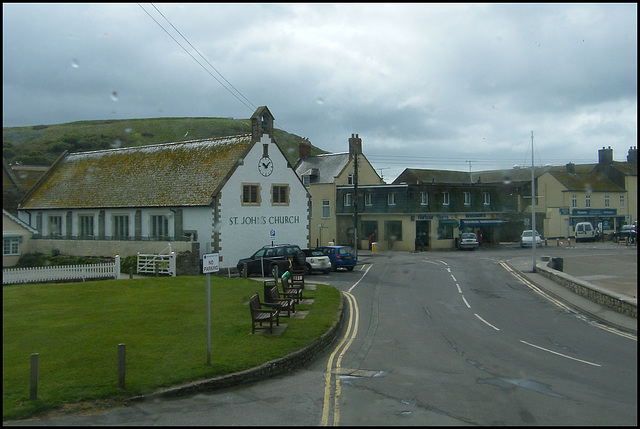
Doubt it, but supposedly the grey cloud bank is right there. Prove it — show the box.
[2,3,636,179]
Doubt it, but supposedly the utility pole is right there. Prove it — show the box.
[349,133,361,260]
[353,147,359,260]
[531,131,536,273]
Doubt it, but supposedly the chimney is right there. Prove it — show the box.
[566,162,575,174]
[627,146,637,165]
[299,137,311,159]
[348,133,362,156]
[598,146,613,165]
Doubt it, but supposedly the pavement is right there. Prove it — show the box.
[358,241,637,336]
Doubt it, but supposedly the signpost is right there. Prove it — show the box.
[269,229,276,246]
[202,253,219,365]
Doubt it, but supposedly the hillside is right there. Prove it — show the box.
[2,117,326,167]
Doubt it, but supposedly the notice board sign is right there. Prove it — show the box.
[202,253,220,274]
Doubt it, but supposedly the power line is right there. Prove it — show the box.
[137,3,256,113]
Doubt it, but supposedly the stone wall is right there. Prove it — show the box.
[538,260,637,319]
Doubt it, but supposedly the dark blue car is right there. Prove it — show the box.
[315,245,357,271]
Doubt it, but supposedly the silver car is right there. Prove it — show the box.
[459,233,479,250]
[521,230,542,247]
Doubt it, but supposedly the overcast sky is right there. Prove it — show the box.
[3,3,637,181]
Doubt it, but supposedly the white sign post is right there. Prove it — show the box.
[202,253,219,365]
[269,229,276,245]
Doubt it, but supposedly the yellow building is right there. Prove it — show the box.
[538,146,637,238]
[294,134,383,248]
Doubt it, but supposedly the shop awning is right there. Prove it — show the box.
[438,219,459,227]
[460,219,505,227]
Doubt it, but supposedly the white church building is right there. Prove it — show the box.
[17,106,310,269]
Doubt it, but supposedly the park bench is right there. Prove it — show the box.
[249,293,280,334]
[264,281,295,317]
[281,276,303,303]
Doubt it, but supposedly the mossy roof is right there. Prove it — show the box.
[20,135,253,209]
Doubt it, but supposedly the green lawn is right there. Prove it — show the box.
[2,276,341,421]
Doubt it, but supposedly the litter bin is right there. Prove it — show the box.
[371,242,378,253]
[263,280,278,303]
[551,257,563,272]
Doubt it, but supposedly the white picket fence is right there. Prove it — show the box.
[137,244,176,277]
[3,256,121,285]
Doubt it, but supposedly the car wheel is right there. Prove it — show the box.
[304,264,312,275]
[238,265,245,277]
[323,269,330,274]
[347,266,354,271]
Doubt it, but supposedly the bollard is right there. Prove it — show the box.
[129,266,133,279]
[568,238,571,247]
[155,262,160,277]
[544,238,547,246]
[243,262,248,278]
[30,353,39,400]
[556,238,559,247]
[118,344,126,389]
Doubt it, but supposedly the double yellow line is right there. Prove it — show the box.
[321,290,359,426]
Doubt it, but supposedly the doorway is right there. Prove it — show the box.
[416,220,430,250]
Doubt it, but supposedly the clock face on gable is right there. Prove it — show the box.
[258,156,273,176]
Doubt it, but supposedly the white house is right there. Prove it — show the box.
[3,209,37,267]
[17,106,309,269]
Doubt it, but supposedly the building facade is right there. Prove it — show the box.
[294,134,383,248]
[338,175,504,251]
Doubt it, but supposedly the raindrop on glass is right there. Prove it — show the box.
[111,91,118,102]
[71,58,79,69]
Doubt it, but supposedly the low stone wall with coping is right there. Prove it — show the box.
[537,257,637,319]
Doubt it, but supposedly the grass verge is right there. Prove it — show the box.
[2,276,341,421]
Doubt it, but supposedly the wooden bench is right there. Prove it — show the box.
[290,269,305,289]
[264,281,295,317]
[249,293,279,334]
[281,276,303,303]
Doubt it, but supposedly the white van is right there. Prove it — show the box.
[574,222,595,242]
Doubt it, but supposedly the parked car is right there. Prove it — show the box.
[611,225,637,244]
[237,244,304,278]
[520,230,542,247]
[458,233,479,250]
[574,222,596,242]
[316,245,357,271]
[301,249,332,274]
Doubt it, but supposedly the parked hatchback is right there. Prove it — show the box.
[301,249,332,274]
[520,230,542,247]
[316,245,357,271]
[459,233,479,250]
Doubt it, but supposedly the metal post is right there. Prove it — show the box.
[30,353,38,400]
[206,273,211,365]
[118,344,126,389]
